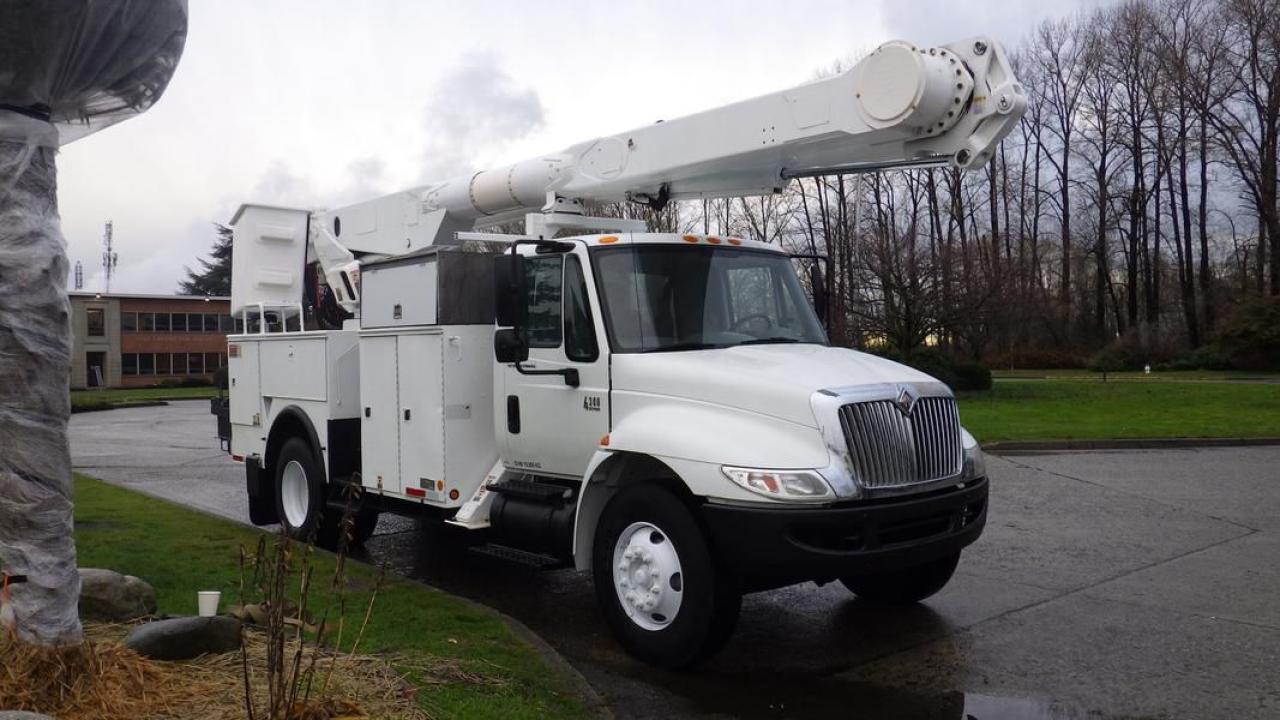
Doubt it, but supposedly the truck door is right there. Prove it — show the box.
[501,250,608,478]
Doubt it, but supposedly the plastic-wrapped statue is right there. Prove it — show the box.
[0,0,187,646]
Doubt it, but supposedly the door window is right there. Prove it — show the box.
[525,256,563,348]
[564,255,598,362]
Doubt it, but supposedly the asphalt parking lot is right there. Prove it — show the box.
[73,401,1280,719]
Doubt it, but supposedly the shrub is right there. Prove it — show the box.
[870,347,993,392]
[1216,296,1280,371]
[1085,344,1131,374]
[985,348,1087,370]
[1158,345,1234,372]
[951,361,993,391]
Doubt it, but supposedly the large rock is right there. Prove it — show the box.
[124,616,241,661]
[78,568,157,622]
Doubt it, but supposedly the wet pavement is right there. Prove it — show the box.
[73,401,1280,719]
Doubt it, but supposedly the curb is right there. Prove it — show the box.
[985,437,1280,455]
[496,604,615,720]
[394,575,614,720]
[70,400,170,414]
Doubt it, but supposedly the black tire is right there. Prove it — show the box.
[840,551,961,605]
[592,485,741,669]
[273,437,328,543]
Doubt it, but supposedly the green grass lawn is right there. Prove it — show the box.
[74,475,589,719]
[991,368,1280,381]
[957,379,1280,443]
[71,386,218,411]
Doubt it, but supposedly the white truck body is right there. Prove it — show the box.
[219,36,1021,667]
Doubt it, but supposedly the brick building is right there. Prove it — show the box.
[69,292,235,389]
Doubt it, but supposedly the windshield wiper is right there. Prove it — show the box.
[735,336,805,345]
[639,341,723,353]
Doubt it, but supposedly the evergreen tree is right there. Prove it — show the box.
[180,223,233,295]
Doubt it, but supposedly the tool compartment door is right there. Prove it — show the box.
[359,335,400,493]
[397,333,446,499]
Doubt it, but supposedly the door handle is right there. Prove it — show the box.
[403,409,411,421]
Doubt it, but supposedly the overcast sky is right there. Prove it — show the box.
[57,0,1108,293]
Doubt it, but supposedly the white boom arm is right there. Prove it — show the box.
[235,36,1025,318]
[416,37,1025,224]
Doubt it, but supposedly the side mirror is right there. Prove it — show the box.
[494,327,528,364]
[809,264,828,323]
[494,253,527,328]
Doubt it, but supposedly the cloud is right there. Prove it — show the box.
[248,155,390,210]
[418,53,545,183]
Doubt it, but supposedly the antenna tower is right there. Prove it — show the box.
[101,220,117,293]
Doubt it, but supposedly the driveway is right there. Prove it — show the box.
[72,401,1280,719]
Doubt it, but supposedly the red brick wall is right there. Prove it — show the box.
[119,298,230,354]
[118,298,230,386]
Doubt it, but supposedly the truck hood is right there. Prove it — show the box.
[610,344,940,427]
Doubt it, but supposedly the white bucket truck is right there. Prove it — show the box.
[218,37,1025,667]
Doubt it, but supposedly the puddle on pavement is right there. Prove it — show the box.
[668,675,1099,719]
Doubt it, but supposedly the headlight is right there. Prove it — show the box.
[961,429,986,479]
[721,466,834,502]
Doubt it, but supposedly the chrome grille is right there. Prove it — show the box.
[838,396,962,489]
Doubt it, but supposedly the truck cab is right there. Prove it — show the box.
[484,231,987,665]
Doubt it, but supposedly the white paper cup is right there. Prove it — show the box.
[197,590,221,617]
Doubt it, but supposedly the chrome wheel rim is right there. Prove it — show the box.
[612,521,684,631]
[281,460,309,528]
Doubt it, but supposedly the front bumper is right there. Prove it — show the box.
[701,477,988,592]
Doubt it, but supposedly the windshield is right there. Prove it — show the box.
[591,245,827,353]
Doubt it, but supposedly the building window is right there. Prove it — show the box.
[187,313,204,332]
[204,313,220,333]
[156,353,171,375]
[154,312,170,332]
[171,312,187,332]
[172,353,187,374]
[220,315,235,333]
[139,353,154,375]
[121,312,137,332]
[140,312,155,331]
[122,353,138,375]
[205,352,221,371]
[188,353,204,374]
[86,308,105,337]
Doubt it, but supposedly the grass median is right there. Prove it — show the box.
[72,386,218,412]
[957,379,1280,443]
[73,474,589,719]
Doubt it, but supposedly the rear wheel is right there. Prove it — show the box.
[274,438,326,542]
[593,485,740,669]
[840,551,961,605]
[274,438,379,548]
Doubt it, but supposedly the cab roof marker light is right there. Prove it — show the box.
[682,234,700,243]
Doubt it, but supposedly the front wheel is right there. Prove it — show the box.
[592,486,740,669]
[840,551,961,605]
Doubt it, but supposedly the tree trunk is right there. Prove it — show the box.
[0,134,83,646]
[1197,114,1213,332]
